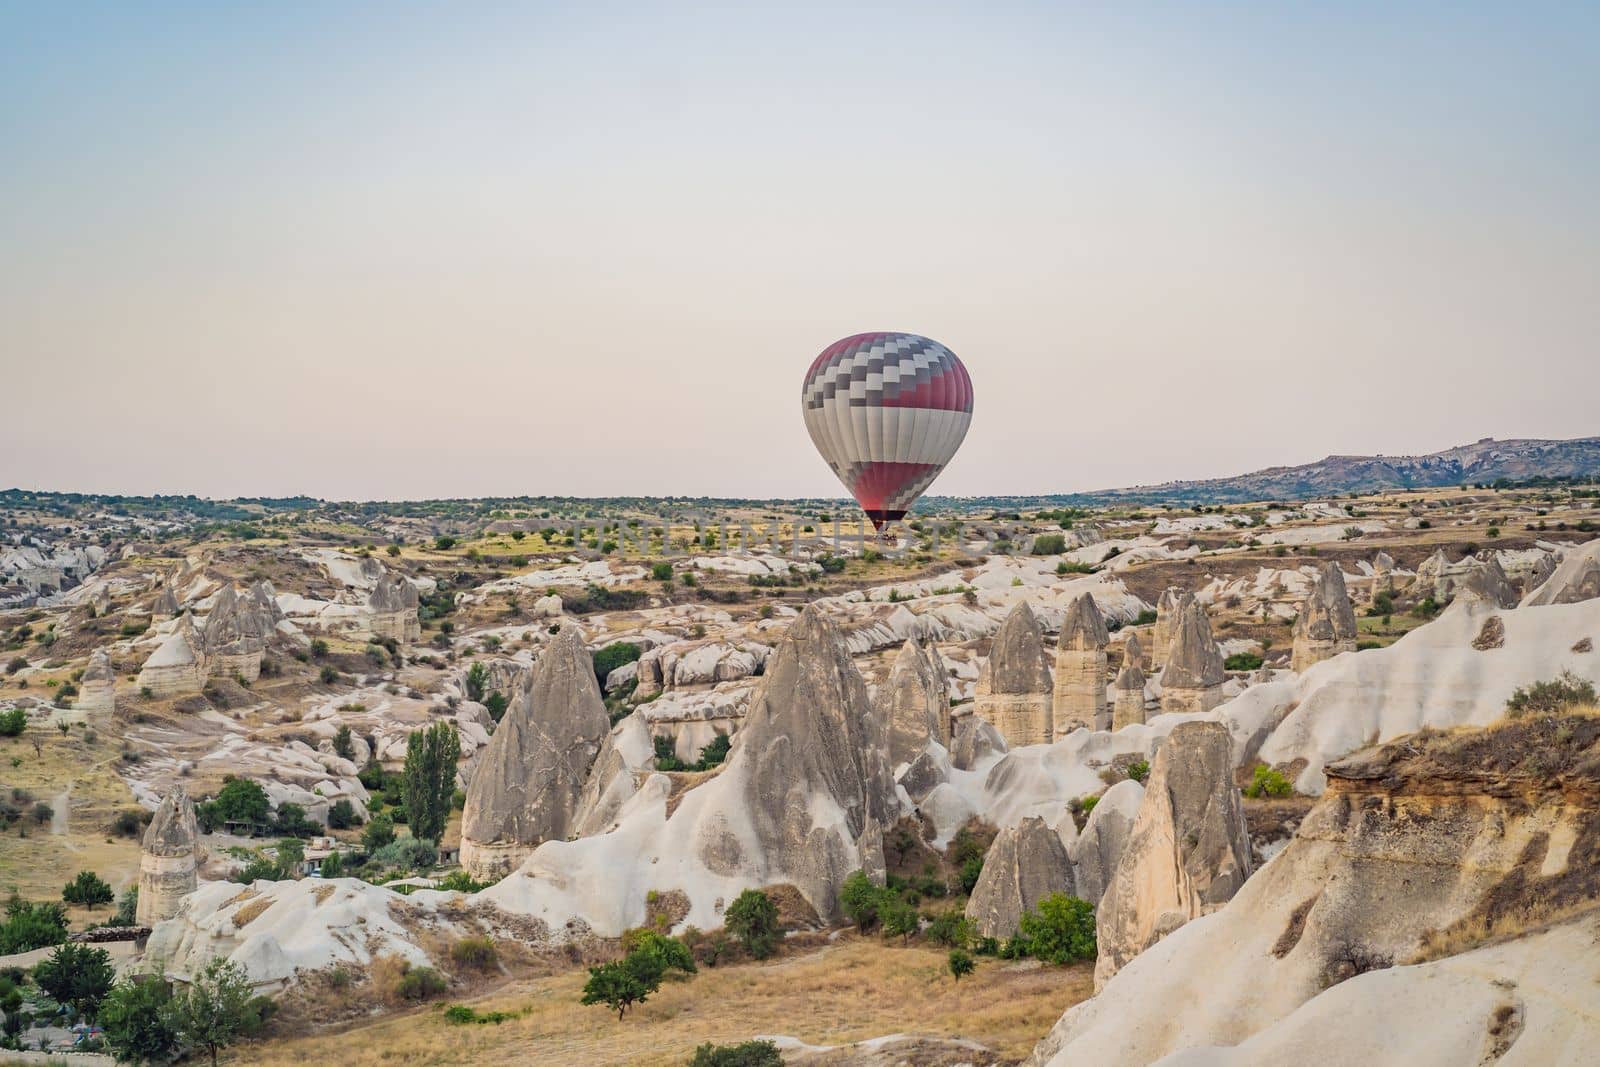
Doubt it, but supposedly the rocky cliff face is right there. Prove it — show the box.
[1030,711,1600,1066]
[1068,778,1143,906]
[1111,662,1147,730]
[965,815,1075,939]
[975,601,1054,746]
[367,571,421,644]
[1093,720,1251,989]
[459,626,610,879]
[1290,563,1358,672]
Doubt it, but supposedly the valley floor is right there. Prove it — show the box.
[237,936,1090,1066]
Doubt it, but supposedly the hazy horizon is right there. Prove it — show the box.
[4,4,1597,501]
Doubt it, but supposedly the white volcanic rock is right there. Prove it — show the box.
[964,815,1076,939]
[136,786,202,926]
[1067,778,1143,906]
[949,716,1008,772]
[1522,537,1600,606]
[880,640,949,768]
[460,626,610,880]
[1029,716,1600,1067]
[77,647,117,713]
[481,606,898,934]
[1290,562,1359,672]
[1254,598,1600,793]
[1093,720,1251,989]
[136,621,206,698]
[975,601,1054,746]
[1053,593,1109,735]
[367,571,421,643]
[1111,662,1148,730]
[1161,598,1227,713]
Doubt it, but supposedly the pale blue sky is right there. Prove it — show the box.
[2,3,1596,499]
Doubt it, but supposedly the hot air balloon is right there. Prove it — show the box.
[801,332,974,531]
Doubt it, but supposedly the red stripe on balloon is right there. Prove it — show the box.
[878,367,969,410]
[851,461,941,511]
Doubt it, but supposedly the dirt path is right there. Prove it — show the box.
[50,786,70,835]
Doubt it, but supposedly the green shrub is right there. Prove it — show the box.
[1366,591,1395,617]
[0,895,68,953]
[1243,764,1293,798]
[924,910,974,949]
[619,929,696,976]
[1224,652,1263,672]
[592,642,642,689]
[1506,671,1597,718]
[689,1039,784,1066]
[1055,560,1096,575]
[651,562,674,582]
[63,870,115,907]
[840,870,885,930]
[1032,534,1067,555]
[1007,893,1096,963]
[328,799,361,830]
[1134,608,1158,626]
[393,963,448,1000]
[333,725,355,760]
[0,707,26,737]
[947,948,975,982]
[443,1004,516,1025]
[1126,759,1151,784]
[99,976,180,1063]
[449,936,498,971]
[724,888,779,959]
[362,812,396,851]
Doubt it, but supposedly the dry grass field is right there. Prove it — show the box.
[239,936,1091,1066]
[0,714,142,904]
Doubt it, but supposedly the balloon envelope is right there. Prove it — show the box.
[801,332,974,529]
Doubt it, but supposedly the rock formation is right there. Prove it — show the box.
[1121,631,1147,673]
[1456,555,1518,609]
[950,716,1007,771]
[1290,563,1358,672]
[1111,661,1147,729]
[460,626,611,880]
[964,815,1075,939]
[203,584,273,682]
[1522,538,1600,606]
[1052,594,1109,736]
[76,647,116,713]
[974,601,1054,746]
[570,713,653,839]
[1151,587,1187,669]
[1029,711,1600,1067]
[702,605,897,917]
[880,639,948,768]
[367,572,421,644]
[136,620,206,698]
[1159,599,1227,713]
[136,786,201,925]
[1067,778,1144,906]
[153,585,180,618]
[1368,551,1395,606]
[1093,720,1251,988]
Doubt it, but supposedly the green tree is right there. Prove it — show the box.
[210,778,271,825]
[724,888,779,960]
[362,812,396,851]
[327,799,360,830]
[464,661,488,702]
[63,870,115,907]
[620,929,696,976]
[402,722,460,844]
[879,896,918,943]
[171,957,255,1067]
[1013,894,1097,963]
[947,948,974,982]
[99,978,180,1065]
[319,850,344,879]
[332,725,355,760]
[0,895,68,953]
[591,642,642,689]
[34,942,116,1019]
[483,691,509,723]
[580,952,662,1020]
[839,870,885,931]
